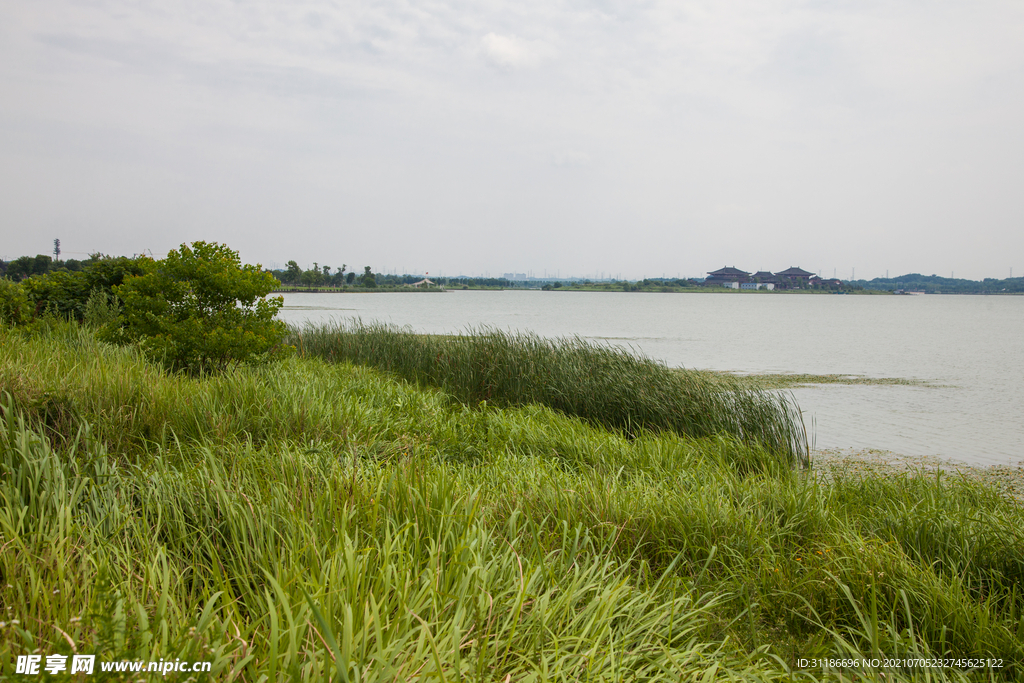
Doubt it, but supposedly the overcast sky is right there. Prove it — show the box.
[2,1,1022,280]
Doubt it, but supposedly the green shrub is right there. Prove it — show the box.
[20,269,91,319]
[0,278,32,325]
[19,255,154,320]
[82,289,122,328]
[105,241,291,372]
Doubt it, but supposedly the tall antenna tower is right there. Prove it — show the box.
[53,238,61,261]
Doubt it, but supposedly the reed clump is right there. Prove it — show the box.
[293,321,808,466]
[1,322,1022,681]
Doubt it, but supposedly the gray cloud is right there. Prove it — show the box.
[1,0,1022,279]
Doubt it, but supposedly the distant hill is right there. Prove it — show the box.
[852,274,1024,294]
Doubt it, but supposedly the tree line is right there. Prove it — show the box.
[1,252,535,292]
[854,273,1024,294]
[273,262,438,288]
[271,261,535,289]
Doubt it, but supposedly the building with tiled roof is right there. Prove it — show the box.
[704,266,751,288]
[774,267,814,279]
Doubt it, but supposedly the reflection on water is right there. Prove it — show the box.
[279,291,1024,466]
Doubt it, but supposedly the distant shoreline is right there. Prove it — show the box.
[275,287,1022,295]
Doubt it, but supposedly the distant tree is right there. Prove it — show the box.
[361,265,376,288]
[282,260,302,283]
[6,255,52,281]
[300,267,323,287]
[346,271,355,285]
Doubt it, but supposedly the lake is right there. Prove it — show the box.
[278,291,1024,466]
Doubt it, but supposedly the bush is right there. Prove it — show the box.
[0,278,32,325]
[105,242,291,372]
[19,255,154,321]
[20,269,91,319]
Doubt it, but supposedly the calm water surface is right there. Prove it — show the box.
[279,291,1024,466]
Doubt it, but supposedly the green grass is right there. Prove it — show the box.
[1,322,1022,681]
[292,321,808,467]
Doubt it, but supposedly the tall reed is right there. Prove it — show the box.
[2,322,1021,680]
[293,321,808,466]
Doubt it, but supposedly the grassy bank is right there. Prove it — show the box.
[292,321,808,467]
[2,322,1022,681]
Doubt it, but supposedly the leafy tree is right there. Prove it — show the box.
[330,264,347,286]
[300,267,323,287]
[85,255,155,291]
[346,271,356,285]
[282,260,302,284]
[105,242,291,372]
[361,266,376,288]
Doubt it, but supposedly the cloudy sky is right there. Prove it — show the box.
[1,1,1022,280]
